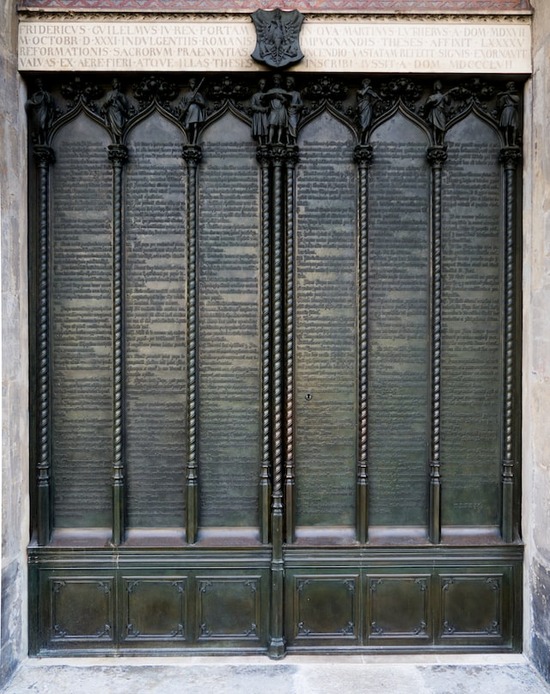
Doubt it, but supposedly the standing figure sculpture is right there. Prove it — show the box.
[498,82,520,147]
[424,81,449,146]
[285,76,303,145]
[102,79,129,143]
[357,78,380,143]
[251,78,269,144]
[264,74,289,145]
[25,79,55,145]
[180,78,206,145]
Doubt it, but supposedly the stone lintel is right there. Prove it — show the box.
[16,0,534,16]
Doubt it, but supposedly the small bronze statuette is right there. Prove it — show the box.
[357,78,381,143]
[251,78,269,145]
[285,76,303,146]
[265,74,289,145]
[251,8,304,69]
[259,74,302,147]
[498,81,520,147]
[26,79,55,144]
[180,78,206,145]
[102,79,130,143]
[423,81,449,146]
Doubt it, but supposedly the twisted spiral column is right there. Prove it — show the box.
[427,145,447,544]
[108,143,128,546]
[284,145,299,545]
[182,144,202,544]
[269,144,285,659]
[35,145,55,546]
[257,145,272,544]
[353,144,373,544]
[500,146,521,543]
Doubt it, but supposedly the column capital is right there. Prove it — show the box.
[108,144,128,164]
[33,145,55,166]
[354,144,374,166]
[426,145,448,168]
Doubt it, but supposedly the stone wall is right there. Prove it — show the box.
[0,0,549,685]
[0,0,29,683]
[525,0,550,682]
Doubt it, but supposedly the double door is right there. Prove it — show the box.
[28,72,522,655]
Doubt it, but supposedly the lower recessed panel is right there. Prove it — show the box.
[438,572,509,645]
[287,574,360,646]
[367,574,432,644]
[196,575,264,645]
[121,576,188,644]
[47,576,114,647]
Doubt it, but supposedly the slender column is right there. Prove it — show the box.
[269,145,285,659]
[427,145,447,544]
[108,144,128,546]
[257,145,272,544]
[353,145,373,544]
[284,146,299,545]
[182,144,202,544]
[500,146,521,543]
[35,145,55,546]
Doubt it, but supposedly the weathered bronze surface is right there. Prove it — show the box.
[368,114,430,528]
[295,113,357,529]
[124,116,187,528]
[27,72,523,657]
[50,116,113,529]
[198,116,262,528]
[441,121,502,528]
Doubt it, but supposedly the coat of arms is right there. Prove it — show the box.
[251,9,305,69]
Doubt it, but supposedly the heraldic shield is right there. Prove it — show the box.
[251,8,305,69]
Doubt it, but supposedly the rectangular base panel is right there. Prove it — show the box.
[29,545,522,656]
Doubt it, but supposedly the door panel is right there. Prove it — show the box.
[198,113,262,531]
[441,115,502,528]
[50,115,113,529]
[125,114,187,529]
[368,113,430,529]
[295,113,358,532]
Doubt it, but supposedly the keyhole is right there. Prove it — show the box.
[305,392,312,401]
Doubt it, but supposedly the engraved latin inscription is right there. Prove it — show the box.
[441,117,501,527]
[368,114,430,527]
[125,114,186,527]
[51,115,112,528]
[198,115,261,528]
[295,113,357,528]
[18,22,531,75]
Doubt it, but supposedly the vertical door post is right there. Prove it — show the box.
[182,144,202,544]
[354,144,373,544]
[500,145,521,543]
[108,143,128,546]
[35,144,55,546]
[427,144,447,544]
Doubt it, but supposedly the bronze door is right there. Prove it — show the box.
[28,72,522,656]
